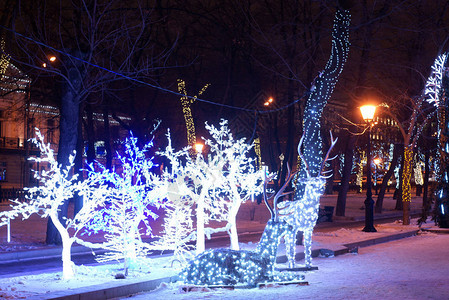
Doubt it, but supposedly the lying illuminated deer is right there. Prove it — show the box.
[278,133,337,269]
[181,171,300,287]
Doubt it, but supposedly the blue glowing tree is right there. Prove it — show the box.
[78,134,168,275]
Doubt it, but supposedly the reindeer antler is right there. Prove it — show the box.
[263,171,277,220]
[297,134,311,177]
[263,164,299,221]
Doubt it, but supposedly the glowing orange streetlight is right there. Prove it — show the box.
[194,143,204,153]
[49,56,57,62]
[360,105,376,123]
[360,104,377,232]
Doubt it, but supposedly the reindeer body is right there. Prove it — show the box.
[181,220,291,286]
[278,176,326,269]
[278,133,337,269]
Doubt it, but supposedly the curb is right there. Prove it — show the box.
[333,210,421,222]
[28,275,179,300]
[0,210,414,264]
[0,244,107,264]
[27,229,420,300]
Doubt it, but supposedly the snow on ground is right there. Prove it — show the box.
[0,219,444,299]
[0,256,178,299]
[120,232,449,300]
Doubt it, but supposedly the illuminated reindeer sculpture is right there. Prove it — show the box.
[181,171,300,287]
[278,133,337,269]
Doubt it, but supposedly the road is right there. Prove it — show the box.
[0,215,412,278]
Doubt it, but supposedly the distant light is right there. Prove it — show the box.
[264,97,274,106]
[373,158,381,165]
[49,56,57,62]
[194,143,204,153]
[42,63,47,68]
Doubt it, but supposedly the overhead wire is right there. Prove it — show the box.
[0,24,308,115]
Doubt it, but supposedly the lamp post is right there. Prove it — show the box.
[373,158,381,195]
[360,105,377,232]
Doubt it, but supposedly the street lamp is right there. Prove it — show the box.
[373,158,381,195]
[194,143,204,153]
[360,105,377,232]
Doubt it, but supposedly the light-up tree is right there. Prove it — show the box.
[150,141,196,264]
[178,79,210,156]
[78,134,168,276]
[287,4,349,268]
[203,120,265,250]
[158,130,225,255]
[157,120,265,254]
[295,6,349,189]
[379,53,447,224]
[0,129,92,279]
[430,53,449,227]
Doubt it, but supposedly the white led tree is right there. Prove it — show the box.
[0,129,95,279]
[157,120,265,255]
[203,120,265,250]
[78,134,168,276]
[157,131,224,255]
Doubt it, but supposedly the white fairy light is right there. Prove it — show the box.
[0,129,90,280]
[425,53,448,107]
[156,120,265,257]
[288,6,350,269]
[181,171,303,286]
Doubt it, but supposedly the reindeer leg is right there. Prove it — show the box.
[303,229,313,269]
[285,229,297,269]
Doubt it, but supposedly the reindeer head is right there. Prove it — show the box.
[297,131,338,182]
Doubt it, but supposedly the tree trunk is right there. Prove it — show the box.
[85,103,96,165]
[73,105,84,216]
[228,207,240,251]
[294,7,350,200]
[103,106,113,170]
[402,146,413,225]
[50,213,74,279]
[418,135,432,225]
[46,50,84,245]
[336,133,355,216]
[395,148,405,211]
[376,143,402,213]
[196,194,206,254]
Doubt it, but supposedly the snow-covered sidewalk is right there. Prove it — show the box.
[120,232,449,300]
[0,217,439,299]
